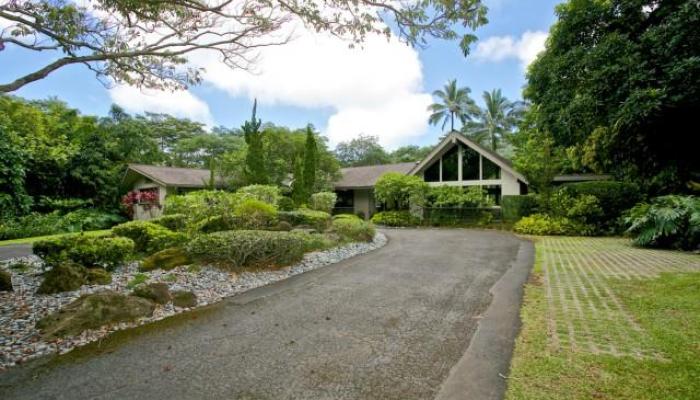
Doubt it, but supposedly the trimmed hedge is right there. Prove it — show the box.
[33,235,134,270]
[0,209,125,240]
[278,209,331,231]
[233,198,278,229]
[149,214,187,231]
[332,218,375,242]
[371,211,419,227]
[513,214,579,236]
[186,230,307,269]
[111,221,187,254]
[560,181,641,231]
[501,195,538,222]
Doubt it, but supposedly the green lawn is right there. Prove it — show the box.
[506,236,700,400]
[0,229,112,246]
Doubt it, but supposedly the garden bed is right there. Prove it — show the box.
[0,232,387,371]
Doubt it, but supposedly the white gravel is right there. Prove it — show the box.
[0,233,387,371]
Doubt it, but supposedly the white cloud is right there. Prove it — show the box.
[474,30,548,68]
[194,23,431,148]
[108,86,214,126]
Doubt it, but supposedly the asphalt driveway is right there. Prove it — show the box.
[0,244,32,261]
[0,229,533,400]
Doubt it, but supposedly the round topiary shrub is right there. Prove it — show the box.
[233,198,278,229]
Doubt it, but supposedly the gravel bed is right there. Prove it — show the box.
[0,233,387,371]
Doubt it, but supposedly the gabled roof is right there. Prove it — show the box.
[408,131,528,183]
[334,162,416,189]
[123,164,223,188]
[553,174,612,183]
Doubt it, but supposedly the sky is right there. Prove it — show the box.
[0,0,562,150]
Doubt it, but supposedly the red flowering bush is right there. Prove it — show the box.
[121,190,160,216]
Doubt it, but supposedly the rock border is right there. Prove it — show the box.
[0,233,387,371]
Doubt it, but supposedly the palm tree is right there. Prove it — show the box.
[463,89,526,151]
[427,79,475,131]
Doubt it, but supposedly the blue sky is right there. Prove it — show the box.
[1,0,561,149]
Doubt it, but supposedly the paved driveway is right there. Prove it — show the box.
[0,229,532,400]
[0,244,32,261]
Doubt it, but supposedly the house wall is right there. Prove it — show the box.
[353,189,374,219]
[132,178,167,220]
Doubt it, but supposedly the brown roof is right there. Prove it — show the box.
[334,162,417,189]
[124,164,222,188]
[553,174,612,182]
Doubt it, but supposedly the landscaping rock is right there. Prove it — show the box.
[132,282,172,305]
[37,263,86,294]
[172,290,197,308]
[0,269,12,292]
[141,248,191,271]
[36,290,155,340]
[85,268,112,285]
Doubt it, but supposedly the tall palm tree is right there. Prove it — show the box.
[427,79,475,131]
[463,89,525,151]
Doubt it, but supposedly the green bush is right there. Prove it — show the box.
[277,196,295,211]
[561,181,641,232]
[163,190,240,223]
[371,211,419,227]
[111,221,186,254]
[309,192,337,213]
[428,186,493,207]
[549,191,601,233]
[502,195,539,222]
[33,235,134,270]
[0,209,125,240]
[186,230,307,269]
[333,213,361,221]
[149,214,187,231]
[237,184,281,206]
[141,248,191,271]
[624,195,699,250]
[194,215,240,233]
[37,262,87,294]
[291,232,335,252]
[233,198,278,229]
[332,218,375,242]
[513,214,578,236]
[278,209,331,231]
[374,173,429,210]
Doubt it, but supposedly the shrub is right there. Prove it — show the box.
[428,186,493,208]
[37,262,87,294]
[237,185,281,206]
[0,209,124,240]
[624,195,700,250]
[291,232,335,252]
[309,192,337,213]
[277,196,295,211]
[33,235,135,270]
[561,181,641,232]
[140,248,191,271]
[111,221,186,254]
[194,215,239,233]
[127,273,148,289]
[186,230,307,269]
[549,191,602,233]
[233,198,278,229]
[502,195,538,222]
[163,190,241,223]
[371,211,419,227]
[149,214,187,231]
[513,214,578,236]
[333,213,361,221]
[332,218,375,242]
[374,173,429,210]
[278,209,331,231]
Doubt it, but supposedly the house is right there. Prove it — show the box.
[122,164,223,219]
[333,131,609,218]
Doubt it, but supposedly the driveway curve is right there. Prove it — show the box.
[0,229,532,400]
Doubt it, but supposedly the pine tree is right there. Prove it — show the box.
[242,99,266,184]
[302,125,318,198]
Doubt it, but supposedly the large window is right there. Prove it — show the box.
[462,145,480,180]
[441,146,459,181]
[424,160,440,182]
[484,185,502,205]
[482,157,501,180]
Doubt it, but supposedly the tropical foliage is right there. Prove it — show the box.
[374,173,430,210]
[625,195,699,250]
[463,89,525,151]
[427,79,475,131]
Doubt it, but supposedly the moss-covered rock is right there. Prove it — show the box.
[0,270,12,292]
[132,282,171,305]
[140,247,191,272]
[37,263,86,294]
[172,290,197,308]
[36,290,155,339]
[85,268,112,285]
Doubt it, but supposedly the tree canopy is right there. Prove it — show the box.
[525,0,700,193]
[0,0,488,92]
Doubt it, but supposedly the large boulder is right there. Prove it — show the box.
[37,263,86,294]
[0,270,12,292]
[172,290,197,308]
[140,248,191,272]
[36,290,155,340]
[132,282,172,305]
